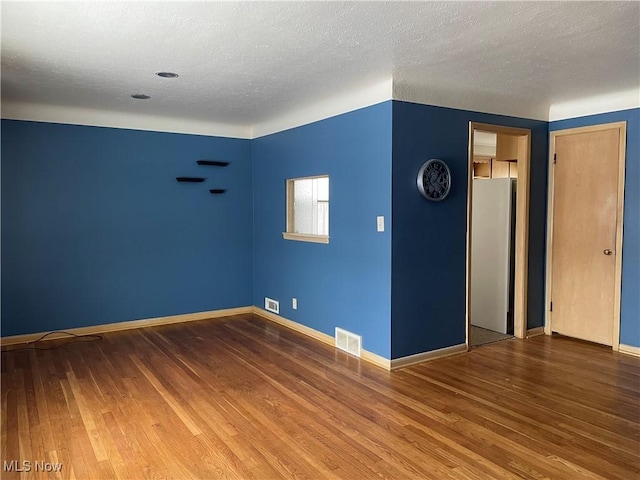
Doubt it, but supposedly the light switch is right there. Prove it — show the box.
[376,216,385,232]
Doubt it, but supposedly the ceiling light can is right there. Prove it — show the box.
[155,72,179,78]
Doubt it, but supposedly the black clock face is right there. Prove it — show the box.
[417,159,451,201]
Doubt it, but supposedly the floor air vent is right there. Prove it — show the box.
[264,297,279,314]
[335,327,362,357]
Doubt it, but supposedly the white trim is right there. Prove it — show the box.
[618,344,640,357]
[1,101,252,139]
[251,307,392,370]
[526,327,545,337]
[548,89,640,122]
[253,307,334,345]
[251,78,393,138]
[391,344,467,370]
[0,307,253,346]
[1,305,394,370]
[360,350,391,371]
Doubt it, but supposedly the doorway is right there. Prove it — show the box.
[466,123,531,348]
[545,122,626,349]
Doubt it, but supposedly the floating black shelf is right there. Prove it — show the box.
[176,177,205,182]
[197,160,229,167]
[209,189,226,194]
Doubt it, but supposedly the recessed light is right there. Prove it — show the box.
[131,94,151,100]
[155,72,179,78]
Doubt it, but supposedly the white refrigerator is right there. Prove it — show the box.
[471,178,516,334]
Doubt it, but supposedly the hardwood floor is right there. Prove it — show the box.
[2,313,639,479]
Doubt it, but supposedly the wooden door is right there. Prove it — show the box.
[551,128,620,345]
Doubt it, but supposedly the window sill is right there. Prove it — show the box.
[282,232,329,244]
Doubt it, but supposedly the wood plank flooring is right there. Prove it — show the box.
[2,313,639,479]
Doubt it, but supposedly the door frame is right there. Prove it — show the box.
[466,122,532,349]
[545,122,627,350]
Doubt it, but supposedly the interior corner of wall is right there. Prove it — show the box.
[251,77,394,139]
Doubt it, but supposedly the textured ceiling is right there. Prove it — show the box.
[2,1,639,131]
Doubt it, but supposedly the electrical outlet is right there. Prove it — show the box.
[292,298,297,310]
[377,215,384,232]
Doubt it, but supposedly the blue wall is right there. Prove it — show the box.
[252,102,393,358]
[4,105,634,356]
[391,101,549,359]
[550,108,640,348]
[1,120,253,336]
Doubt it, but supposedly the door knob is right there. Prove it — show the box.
[603,249,613,255]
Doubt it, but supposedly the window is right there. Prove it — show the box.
[283,175,329,244]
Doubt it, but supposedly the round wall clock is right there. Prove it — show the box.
[417,159,451,201]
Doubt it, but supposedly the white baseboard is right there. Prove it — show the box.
[1,306,253,346]
[252,307,334,346]
[4,305,473,372]
[390,343,467,370]
[251,307,392,370]
[526,327,545,337]
[618,344,640,357]
[361,350,392,371]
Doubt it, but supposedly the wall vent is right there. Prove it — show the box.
[335,327,361,357]
[264,297,279,314]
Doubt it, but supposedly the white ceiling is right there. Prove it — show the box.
[2,1,639,136]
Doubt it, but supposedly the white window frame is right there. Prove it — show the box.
[283,174,330,244]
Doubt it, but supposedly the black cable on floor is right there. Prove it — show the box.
[1,330,103,352]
